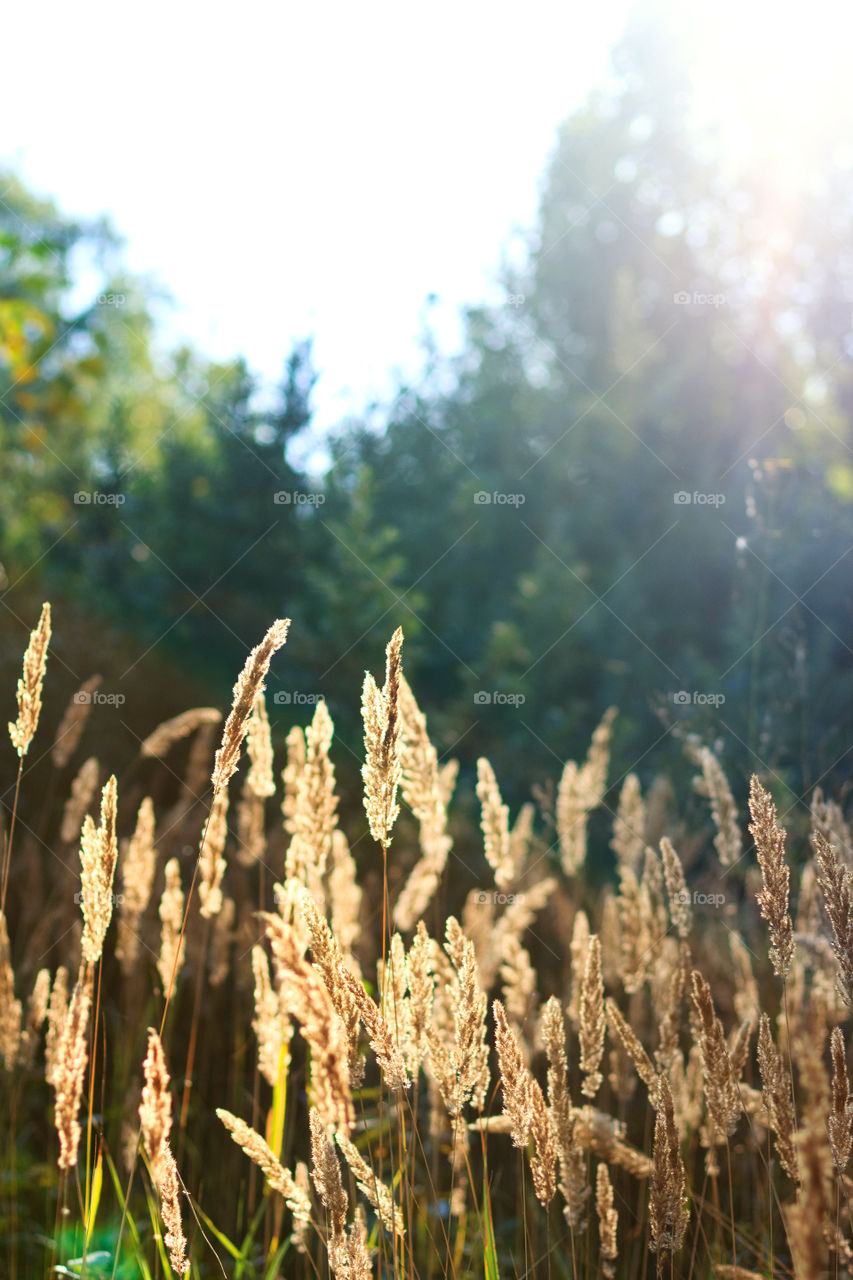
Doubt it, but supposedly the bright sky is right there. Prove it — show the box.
[5,0,851,457]
[1,0,632,445]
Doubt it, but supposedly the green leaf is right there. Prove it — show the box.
[482,1167,499,1280]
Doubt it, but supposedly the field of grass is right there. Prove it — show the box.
[2,603,852,1279]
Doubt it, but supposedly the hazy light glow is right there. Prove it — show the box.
[0,0,630,444]
[2,0,848,452]
[683,0,853,178]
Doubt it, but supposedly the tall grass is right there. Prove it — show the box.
[1,603,852,1279]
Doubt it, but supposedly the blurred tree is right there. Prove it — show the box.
[322,3,853,808]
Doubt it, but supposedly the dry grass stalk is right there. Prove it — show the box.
[0,911,21,1069]
[394,744,457,930]
[791,999,831,1128]
[479,875,557,992]
[649,1075,689,1257]
[285,699,338,897]
[528,1075,558,1205]
[714,1268,765,1279]
[309,1108,348,1241]
[493,998,533,1148]
[404,920,435,1073]
[492,1000,556,1204]
[157,858,186,993]
[656,950,687,1079]
[556,710,617,874]
[756,1013,799,1181]
[140,707,222,759]
[335,1130,406,1234]
[583,706,618,801]
[337,1205,372,1280]
[337,959,409,1092]
[729,1016,753,1081]
[139,1029,190,1274]
[690,744,742,868]
[572,1105,653,1177]
[139,1027,172,1178]
[8,602,51,758]
[262,912,354,1135]
[216,1108,312,1247]
[116,796,157,972]
[606,999,660,1103]
[541,996,570,1134]
[811,786,853,865]
[60,756,99,843]
[280,724,306,834]
[828,1025,853,1172]
[327,829,362,957]
[19,967,50,1069]
[691,970,741,1149]
[78,774,118,966]
[785,1123,834,1279]
[198,789,228,918]
[580,935,605,1098]
[44,966,69,1087]
[244,690,275,798]
[51,675,101,768]
[540,997,589,1226]
[660,837,691,938]
[476,757,513,889]
[556,760,588,875]
[207,895,234,987]
[591,896,617,983]
[500,935,537,1032]
[291,1163,312,1255]
[235,790,266,867]
[642,845,668,941]
[596,1163,618,1277]
[211,619,291,795]
[297,886,363,1085]
[616,867,654,995]
[379,931,408,1052]
[812,829,853,1004]
[52,966,93,1171]
[748,776,795,979]
[729,931,760,1024]
[611,772,646,876]
[568,909,590,1028]
[439,917,490,1115]
[251,945,291,1086]
[361,626,403,846]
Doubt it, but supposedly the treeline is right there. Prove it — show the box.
[3,7,853,833]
